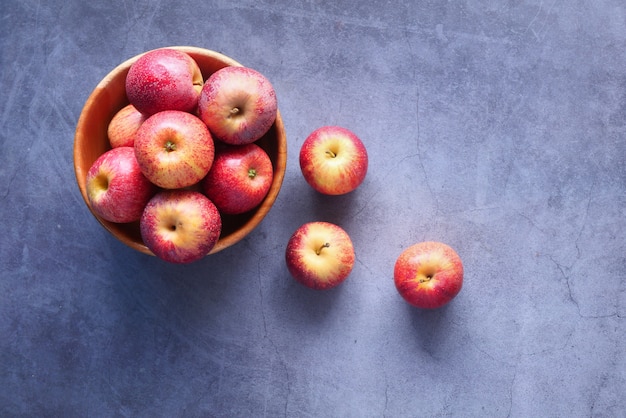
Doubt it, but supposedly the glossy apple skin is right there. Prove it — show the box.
[299,126,368,195]
[394,241,464,309]
[198,66,277,145]
[202,143,273,215]
[134,110,215,189]
[125,48,203,116]
[108,104,146,148]
[140,190,222,264]
[285,221,355,290]
[86,147,157,223]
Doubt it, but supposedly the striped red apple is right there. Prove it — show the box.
[394,241,464,309]
[285,222,355,290]
[198,66,277,145]
[133,110,215,190]
[299,126,368,195]
[85,147,157,223]
[107,104,146,148]
[125,48,204,116]
[202,143,273,215]
[140,190,222,264]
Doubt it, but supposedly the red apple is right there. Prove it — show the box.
[197,66,277,145]
[285,221,355,290]
[107,104,146,148]
[125,48,203,116]
[86,146,157,223]
[299,126,368,195]
[140,190,222,264]
[134,110,215,189]
[394,241,464,309]
[202,143,273,215]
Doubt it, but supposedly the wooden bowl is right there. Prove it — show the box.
[74,46,287,256]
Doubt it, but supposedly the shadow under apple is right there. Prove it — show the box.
[311,188,361,225]
[407,301,460,360]
[272,266,348,328]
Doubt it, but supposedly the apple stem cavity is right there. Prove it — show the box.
[165,140,177,152]
[95,174,109,191]
[419,268,436,283]
[316,242,331,255]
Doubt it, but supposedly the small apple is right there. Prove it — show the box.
[299,126,368,195]
[134,110,215,189]
[198,66,277,145]
[393,241,464,309]
[107,104,146,148]
[285,221,355,290]
[140,190,222,264]
[125,48,203,116]
[202,143,274,215]
[86,146,157,223]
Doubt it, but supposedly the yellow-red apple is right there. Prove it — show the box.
[394,241,464,309]
[299,126,368,195]
[198,66,277,145]
[86,147,157,223]
[134,110,214,189]
[140,190,222,264]
[285,221,355,290]
[107,104,146,148]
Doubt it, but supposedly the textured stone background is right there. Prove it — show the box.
[1,1,624,416]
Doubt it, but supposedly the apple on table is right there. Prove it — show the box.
[140,190,222,264]
[125,48,204,116]
[86,146,157,224]
[198,66,277,145]
[285,221,355,290]
[299,125,368,195]
[133,110,215,190]
[202,143,274,215]
[394,241,464,309]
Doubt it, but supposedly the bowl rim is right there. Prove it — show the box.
[73,46,287,256]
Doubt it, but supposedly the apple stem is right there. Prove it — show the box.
[316,243,330,255]
[165,140,176,152]
[325,150,337,158]
[229,107,240,117]
[248,168,257,179]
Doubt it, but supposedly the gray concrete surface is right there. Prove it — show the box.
[1,1,624,416]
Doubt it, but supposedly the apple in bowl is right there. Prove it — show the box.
[202,143,273,215]
[140,190,222,264]
[107,104,146,148]
[133,109,215,189]
[198,66,277,145]
[125,48,204,116]
[393,241,464,309]
[85,146,157,224]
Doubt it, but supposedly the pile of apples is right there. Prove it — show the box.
[85,48,278,264]
[86,47,465,310]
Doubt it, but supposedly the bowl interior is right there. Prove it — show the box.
[74,46,287,256]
